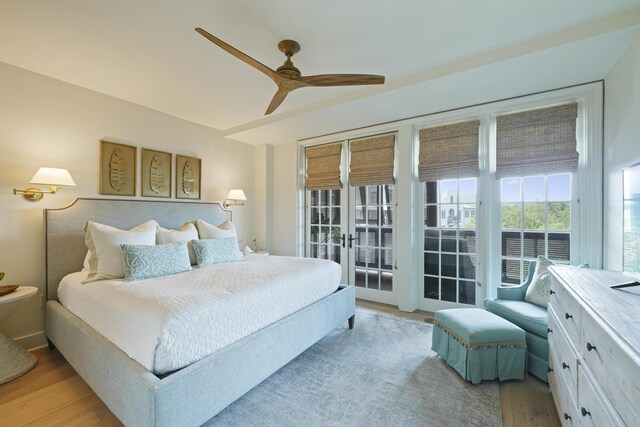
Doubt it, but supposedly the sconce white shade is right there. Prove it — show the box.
[226,189,247,201]
[30,167,76,187]
[224,189,246,208]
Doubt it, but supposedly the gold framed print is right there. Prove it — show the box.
[141,148,172,198]
[100,140,136,196]
[175,155,201,200]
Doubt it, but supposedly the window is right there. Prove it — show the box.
[500,173,572,285]
[308,189,341,263]
[424,178,477,304]
[624,163,640,274]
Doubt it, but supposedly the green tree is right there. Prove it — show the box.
[523,203,544,230]
[548,203,570,230]
[501,204,521,229]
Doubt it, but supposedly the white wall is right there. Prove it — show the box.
[604,33,640,270]
[271,142,299,256]
[253,144,273,252]
[0,62,255,348]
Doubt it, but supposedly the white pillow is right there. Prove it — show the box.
[524,256,554,308]
[195,219,237,240]
[156,222,199,265]
[82,251,91,272]
[83,220,158,283]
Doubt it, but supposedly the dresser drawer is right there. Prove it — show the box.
[581,310,640,426]
[548,370,579,427]
[548,308,579,398]
[549,276,581,345]
[577,366,624,427]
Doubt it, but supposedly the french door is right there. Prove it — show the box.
[348,184,397,305]
[305,145,397,305]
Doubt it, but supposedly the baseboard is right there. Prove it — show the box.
[14,330,47,351]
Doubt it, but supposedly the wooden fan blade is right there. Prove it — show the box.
[298,74,385,87]
[195,28,280,81]
[265,87,291,115]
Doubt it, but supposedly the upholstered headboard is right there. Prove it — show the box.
[44,198,231,301]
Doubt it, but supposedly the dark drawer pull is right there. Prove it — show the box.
[547,328,552,334]
[550,289,556,295]
[564,413,571,420]
[547,366,554,373]
[562,362,569,370]
[565,312,573,320]
[586,342,597,352]
[581,407,591,417]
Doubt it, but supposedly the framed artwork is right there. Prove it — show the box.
[100,140,136,196]
[176,155,201,200]
[141,148,172,198]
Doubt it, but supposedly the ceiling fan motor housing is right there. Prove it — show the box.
[276,40,302,77]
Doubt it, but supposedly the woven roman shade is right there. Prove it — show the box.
[305,142,343,190]
[349,134,396,186]
[496,103,579,178]
[418,120,480,182]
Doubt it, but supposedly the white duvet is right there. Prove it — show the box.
[58,255,341,374]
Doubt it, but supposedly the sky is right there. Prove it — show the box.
[501,173,571,203]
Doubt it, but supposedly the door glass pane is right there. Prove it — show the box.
[424,276,439,300]
[501,178,521,203]
[307,189,342,266]
[523,203,544,230]
[354,184,394,293]
[523,176,545,202]
[355,268,366,287]
[548,203,570,230]
[423,179,477,305]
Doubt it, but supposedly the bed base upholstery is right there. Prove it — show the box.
[46,285,355,426]
[44,199,356,425]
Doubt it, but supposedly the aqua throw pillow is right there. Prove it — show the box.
[191,238,243,267]
[121,242,192,281]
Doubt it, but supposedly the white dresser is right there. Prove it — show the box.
[548,266,640,427]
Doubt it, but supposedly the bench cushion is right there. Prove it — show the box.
[434,308,526,344]
[432,308,527,384]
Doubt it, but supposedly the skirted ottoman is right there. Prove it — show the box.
[432,308,527,384]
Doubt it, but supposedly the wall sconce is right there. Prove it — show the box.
[224,189,246,208]
[13,167,76,202]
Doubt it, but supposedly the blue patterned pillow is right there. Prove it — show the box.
[121,242,192,281]
[191,238,243,267]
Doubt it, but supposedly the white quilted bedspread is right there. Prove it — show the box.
[58,255,341,374]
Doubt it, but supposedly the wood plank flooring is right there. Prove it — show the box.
[0,301,561,427]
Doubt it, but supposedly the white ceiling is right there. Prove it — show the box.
[1,0,639,145]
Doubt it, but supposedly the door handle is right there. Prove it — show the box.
[348,234,358,249]
[341,233,346,248]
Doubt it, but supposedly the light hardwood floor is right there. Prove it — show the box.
[0,301,561,427]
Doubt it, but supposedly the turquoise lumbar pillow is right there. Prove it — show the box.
[121,242,192,281]
[191,238,243,267]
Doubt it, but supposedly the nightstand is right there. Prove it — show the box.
[0,286,38,385]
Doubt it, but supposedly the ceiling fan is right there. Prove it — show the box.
[195,28,385,115]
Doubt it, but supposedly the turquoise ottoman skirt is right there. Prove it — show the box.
[432,308,527,384]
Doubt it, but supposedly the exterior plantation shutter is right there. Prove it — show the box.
[418,120,480,182]
[496,103,579,178]
[305,142,343,190]
[349,133,396,186]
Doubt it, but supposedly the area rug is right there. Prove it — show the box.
[204,308,503,427]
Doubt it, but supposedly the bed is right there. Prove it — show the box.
[44,198,355,426]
